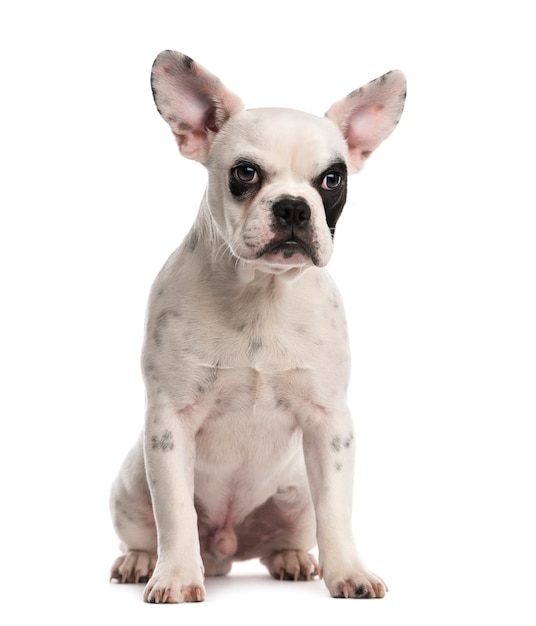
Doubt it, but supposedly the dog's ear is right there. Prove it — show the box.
[151,51,244,163]
[326,70,406,173]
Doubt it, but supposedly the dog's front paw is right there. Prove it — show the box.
[323,568,388,599]
[143,563,205,604]
[261,549,319,581]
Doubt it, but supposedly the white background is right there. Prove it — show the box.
[1,1,535,623]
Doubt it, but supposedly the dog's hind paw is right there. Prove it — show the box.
[110,550,157,584]
[261,549,319,581]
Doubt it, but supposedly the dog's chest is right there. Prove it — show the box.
[197,365,302,449]
[192,365,309,518]
[145,263,350,416]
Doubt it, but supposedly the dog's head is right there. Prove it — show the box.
[151,51,406,272]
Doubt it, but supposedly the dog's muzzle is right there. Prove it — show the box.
[257,196,319,265]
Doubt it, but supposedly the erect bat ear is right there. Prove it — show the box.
[151,50,244,163]
[326,70,406,174]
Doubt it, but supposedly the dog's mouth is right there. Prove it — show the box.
[268,240,306,258]
[257,237,318,266]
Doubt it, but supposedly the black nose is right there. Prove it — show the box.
[272,197,311,227]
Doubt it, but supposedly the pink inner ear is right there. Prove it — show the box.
[165,93,217,161]
[173,128,209,160]
[347,104,386,153]
[183,96,209,128]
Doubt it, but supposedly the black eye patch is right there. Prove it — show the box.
[228,160,264,201]
[313,161,348,235]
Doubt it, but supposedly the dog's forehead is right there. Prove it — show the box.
[211,108,348,173]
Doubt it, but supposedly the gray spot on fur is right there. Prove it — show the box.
[349,86,364,99]
[276,398,291,410]
[153,309,181,346]
[248,339,262,356]
[144,362,160,382]
[156,309,181,327]
[331,435,342,453]
[331,433,353,453]
[151,430,174,451]
[182,54,194,69]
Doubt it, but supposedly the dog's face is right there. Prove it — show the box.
[206,108,349,270]
[151,51,406,272]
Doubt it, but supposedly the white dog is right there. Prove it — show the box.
[110,50,406,603]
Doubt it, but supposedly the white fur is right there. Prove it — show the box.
[110,50,406,603]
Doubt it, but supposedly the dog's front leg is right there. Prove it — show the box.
[303,407,387,599]
[142,404,205,603]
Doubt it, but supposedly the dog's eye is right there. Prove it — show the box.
[232,164,259,184]
[321,172,342,190]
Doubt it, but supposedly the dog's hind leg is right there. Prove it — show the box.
[235,485,319,581]
[109,438,158,583]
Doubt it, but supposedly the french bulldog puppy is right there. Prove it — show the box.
[110,50,406,603]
